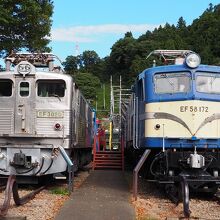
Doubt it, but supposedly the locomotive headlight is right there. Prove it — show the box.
[185,53,201,68]
[54,123,62,131]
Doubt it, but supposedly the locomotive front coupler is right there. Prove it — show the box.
[10,151,38,169]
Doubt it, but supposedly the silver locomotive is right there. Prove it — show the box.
[0,53,94,178]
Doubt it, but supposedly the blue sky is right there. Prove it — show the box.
[50,0,220,61]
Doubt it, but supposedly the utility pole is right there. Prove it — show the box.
[103,83,106,109]
[119,75,122,131]
[75,43,80,56]
[109,76,113,150]
[110,76,113,116]
[96,95,98,111]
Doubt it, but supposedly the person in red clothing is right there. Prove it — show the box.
[98,126,106,151]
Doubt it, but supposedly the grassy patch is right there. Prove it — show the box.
[95,83,111,118]
[49,187,69,195]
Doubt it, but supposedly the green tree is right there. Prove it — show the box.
[63,51,107,81]
[81,50,100,69]
[80,50,105,79]
[73,72,101,100]
[176,16,186,29]
[130,56,149,78]
[0,0,53,57]
[62,55,80,74]
[188,4,220,64]
[108,32,138,83]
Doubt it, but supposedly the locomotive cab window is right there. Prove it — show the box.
[0,79,13,97]
[37,80,66,97]
[20,82,30,97]
[154,72,190,94]
[196,73,220,94]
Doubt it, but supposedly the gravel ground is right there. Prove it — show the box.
[0,171,90,220]
[128,173,220,220]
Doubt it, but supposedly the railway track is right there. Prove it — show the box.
[0,175,46,217]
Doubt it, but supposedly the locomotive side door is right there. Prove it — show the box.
[14,76,36,134]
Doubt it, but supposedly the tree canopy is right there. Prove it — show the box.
[0,0,53,57]
[73,72,101,100]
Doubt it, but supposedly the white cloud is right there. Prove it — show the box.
[51,24,161,42]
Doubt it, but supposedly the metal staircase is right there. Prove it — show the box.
[92,75,130,171]
[93,150,124,170]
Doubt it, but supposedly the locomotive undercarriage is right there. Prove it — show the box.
[150,148,220,217]
[0,145,92,183]
[8,148,60,175]
[0,146,66,182]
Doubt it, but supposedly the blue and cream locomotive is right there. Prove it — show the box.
[125,50,220,216]
[0,53,94,180]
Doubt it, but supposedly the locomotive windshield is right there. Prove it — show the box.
[37,80,65,97]
[154,72,190,94]
[196,73,220,94]
[0,79,13,97]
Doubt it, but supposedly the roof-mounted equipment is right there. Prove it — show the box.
[5,52,62,72]
[146,50,201,67]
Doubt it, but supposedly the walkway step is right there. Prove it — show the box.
[93,151,124,170]
[94,160,122,163]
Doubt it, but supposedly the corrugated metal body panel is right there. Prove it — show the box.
[77,95,87,147]
[0,108,14,134]
[78,116,86,146]
[35,110,70,136]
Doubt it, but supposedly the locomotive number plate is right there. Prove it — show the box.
[180,106,208,112]
[37,111,64,118]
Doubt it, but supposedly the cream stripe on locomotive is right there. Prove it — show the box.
[144,100,220,138]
